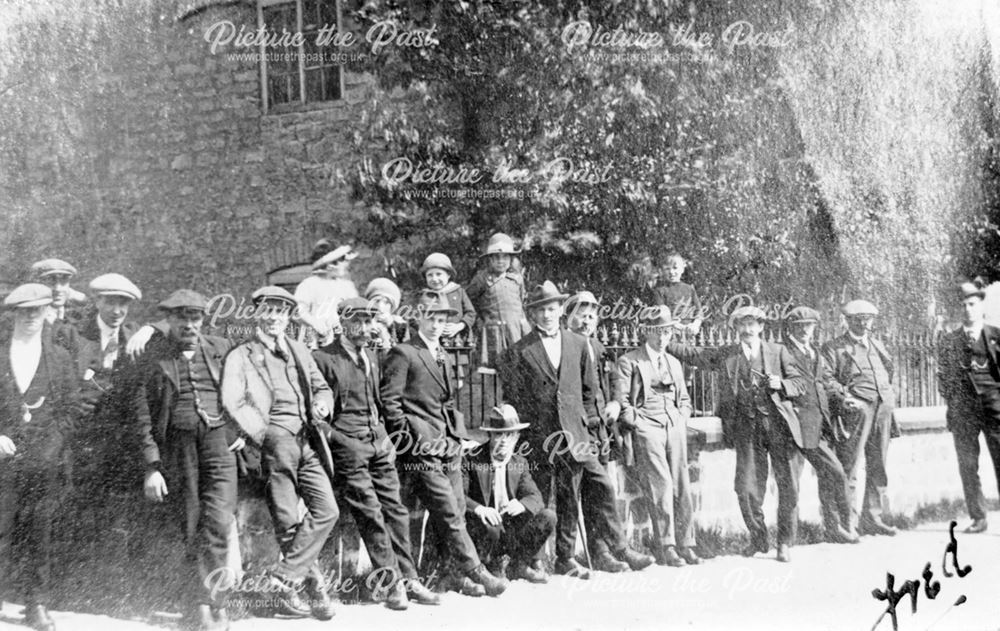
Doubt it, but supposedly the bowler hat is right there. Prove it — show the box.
[365,278,402,311]
[339,297,380,319]
[640,305,678,329]
[842,300,878,317]
[421,253,456,278]
[482,404,530,432]
[4,283,53,309]
[730,305,768,324]
[31,258,77,279]
[89,273,142,301]
[524,281,568,310]
[479,233,521,258]
[786,306,820,323]
[159,289,209,312]
[251,286,297,308]
[312,245,358,270]
[413,290,458,317]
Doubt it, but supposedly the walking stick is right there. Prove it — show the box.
[578,504,593,570]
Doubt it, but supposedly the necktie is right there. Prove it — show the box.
[492,463,509,510]
[103,334,119,369]
[274,340,290,362]
[657,353,669,385]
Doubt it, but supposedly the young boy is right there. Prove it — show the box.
[649,254,703,336]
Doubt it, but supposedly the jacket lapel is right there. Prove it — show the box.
[725,351,740,396]
[412,336,447,391]
[637,346,654,395]
[201,337,223,387]
[524,332,557,381]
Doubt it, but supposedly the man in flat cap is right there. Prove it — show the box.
[937,280,1000,534]
[134,289,241,631]
[294,244,359,348]
[821,299,897,536]
[312,297,439,609]
[463,404,555,584]
[615,306,701,566]
[0,284,80,631]
[380,290,508,597]
[667,305,806,562]
[30,259,78,326]
[499,281,653,579]
[783,307,857,544]
[221,286,339,620]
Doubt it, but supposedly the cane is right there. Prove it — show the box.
[578,505,593,570]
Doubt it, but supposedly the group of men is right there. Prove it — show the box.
[0,254,997,631]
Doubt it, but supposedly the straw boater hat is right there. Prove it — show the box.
[479,233,521,258]
[481,404,530,432]
[312,245,358,270]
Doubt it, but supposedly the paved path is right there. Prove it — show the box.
[3,513,999,631]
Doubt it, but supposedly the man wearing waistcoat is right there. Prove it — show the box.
[312,297,439,609]
[221,286,339,620]
[937,280,1000,534]
[616,306,701,566]
[134,289,240,631]
[821,299,897,537]
[0,284,80,631]
[499,281,653,579]
[666,306,806,562]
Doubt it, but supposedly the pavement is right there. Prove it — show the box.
[2,513,999,631]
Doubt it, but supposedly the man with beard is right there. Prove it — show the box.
[937,280,1000,534]
[380,290,508,598]
[134,289,241,631]
[666,306,806,562]
[821,300,898,537]
[782,307,858,544]
[616,306,701,566]
[312,297,439,609]
[0,284,79,631]
[499,281,653,579]
[221,286,339,621]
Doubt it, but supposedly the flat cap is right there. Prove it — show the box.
[730,305,768,323]
[89,273,142,301]
[251,285,296,307]
[158,289,209,312]
[365,278,402,311]
[4,283,53,308]
[312,245,358,270]
[31,258,77,279]
[524,280,568,309]
[420,252,456,277]
[842,300,879,317]
[338,296,380,319]
[413,290,458,317]
[786,306,820,323]
[564,291,600,317]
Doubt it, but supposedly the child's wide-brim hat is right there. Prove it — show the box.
[479,233,520,258]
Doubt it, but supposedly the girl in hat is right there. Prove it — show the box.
[364,277,404,357]
[466,233,531,370]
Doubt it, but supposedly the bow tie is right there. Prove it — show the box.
[537,328,559,339]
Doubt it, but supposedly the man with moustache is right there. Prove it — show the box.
[616,306,701,566]
[937,280,1000,534]
[380,290,508,598]
[221,286,339,620]
[666,306,806,562]
[562,291,629,573]
[782,307,858,544]
[134,289,241,631]
[463,404,555,584]
[0,284,80,631]
[312,297,439,609]
[821,300,898,537]
[499,281,653,579]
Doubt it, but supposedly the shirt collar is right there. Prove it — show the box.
[741,338,761,357]
[417,331,439,354]
[97,314,119,341]
[788,336,812,355]
[645,344,662,361]
[537,327,560,339]
[964,321,984,338]
[256,328,286,354]
[847,331,869,347]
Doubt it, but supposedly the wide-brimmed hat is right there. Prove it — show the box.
[786,306,820,324]
[4,283,53,309]
[563,291,600,317]
[365,277,402,311]
[640,305,679,329]
[482,404,530,432]
[31,258,77,279]
[479,232,521,258]
[89,273,142,301]
[421,252,456,278]
[412,290,459,318]
[842,300,878,317]
[524,280,568,309]
[312,245,358,270]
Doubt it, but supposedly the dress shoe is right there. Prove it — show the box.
[405,579,441,605]
[384,581,409,611]
[655,546,686,567]
[554,556,592,580]
[859,517,897,537]
[23,605,55,631]
[614,547,655,571]
[776,544,791,563]
[304,569,337,620]
[263,573,311,618]
[593,551,628,573]
[964,518,988,534]
[468,565,509,597]
[452,574,486,597]
[826,524,861,544]
[677,547,702,565]
[511,559,549,584]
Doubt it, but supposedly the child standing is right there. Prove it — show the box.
[465,233,531,370]
[649,253,703,336]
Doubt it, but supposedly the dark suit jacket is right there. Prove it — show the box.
[667,340,806,448]
[937,324,1000,431]
[380,335,466,458]
[463,450,544,516]
[135,333,234,466]
[785,341,844,449]
[588,337,622,463]
[498,329,601,463]
[314,338,384,423]
[0,327,80,466]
